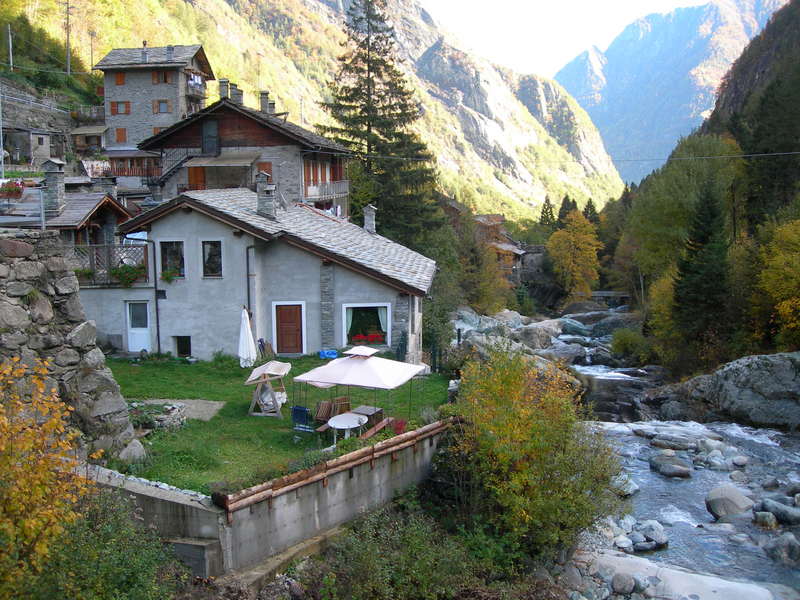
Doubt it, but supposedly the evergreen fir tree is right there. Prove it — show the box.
[556,196,578,229]
[539,196,557,231]
[673,187,729,341]
[319,0,440,247]
[582,198,600,225]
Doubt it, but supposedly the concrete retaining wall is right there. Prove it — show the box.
[93,422,448,577]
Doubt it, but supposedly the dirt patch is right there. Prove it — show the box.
[132,398,225,421]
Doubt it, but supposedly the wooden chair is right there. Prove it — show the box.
[332,396,351,416]
[314,401,334,433]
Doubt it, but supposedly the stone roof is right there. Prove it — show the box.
[121,188,436,294]
[95,44,200,68]
[47,194,131,228]
[139,99,351,154]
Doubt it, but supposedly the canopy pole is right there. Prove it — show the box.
[408,378,412,421]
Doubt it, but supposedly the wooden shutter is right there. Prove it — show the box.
[115,128,127,143]
[110,102,118,116]
[124,101,131,114]
[115,72,125,85]
[257,161,273,179]
[303,160,311,190]
[152,100,158,114]
[166,100,173,113]
[152,71,159,84]
[167,71,174,84]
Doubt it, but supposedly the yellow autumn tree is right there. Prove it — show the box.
[759,219,800,349]
[546,210,603,302]
[0,358,96,597]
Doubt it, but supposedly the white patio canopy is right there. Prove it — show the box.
[294,346,425,390]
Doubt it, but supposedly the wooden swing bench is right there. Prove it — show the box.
[245,361,292,418]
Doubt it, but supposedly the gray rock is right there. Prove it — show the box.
[629,531,646,544]
[534,340,587,364]
[650,434,695,451]
[730,470,748,483]
[633,541,657,552]
[561,301,606,315]
[591,312,642,337]
[13,261,44,280]
[636,520,668,547]
[614,535,633,551]
[762,477,780,490]
[649,454,692,478]
[705,484,755,519]
[612,573,635,595]
[82,347,106,370]
[117,439,146,462]
[0,238,34,257]
[54,348,81,367]
[0,301,31,328]
[66,321,96,349]
[632,573,648,593]
[560,317,592,336]
[612,473,640,497]
[512,319,562,350]
[54,275,79,295]
[492,309,524,329]
[761,498,800,525]
[30,296,54,324]
[795,494,800,507]
[6,281,33,297]
[88,390,127,418]
[619,514,637,533]
[45,257,68,272]
[561,564,583,589]
[764,532,800,565]
[62,294,85,322]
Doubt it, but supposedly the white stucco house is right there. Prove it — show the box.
[78,182,435,363]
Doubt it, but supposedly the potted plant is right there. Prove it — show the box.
[109,263,147,287]
[0,180,23,199]
[159,269,180,284]
[73,267,95,282]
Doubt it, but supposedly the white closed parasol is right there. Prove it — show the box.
[238,307,257,368]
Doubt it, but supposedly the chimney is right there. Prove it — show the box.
[268,100,276,114]
[219,78,230,100]
[363,204,376,234]
[43,159,65,215]
[166,45,174,62]
[91,176,118,200]
[230,83,244,105]
[141,40,148,63]
[260,90,271,113]
[144,183,163,208]
[256,171,277,219]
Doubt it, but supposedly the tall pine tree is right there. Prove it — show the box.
[557,195,578,229]
[319,0,440,247]
[582,198,600,225]
[539,196,557,232]
[673,187,729,342]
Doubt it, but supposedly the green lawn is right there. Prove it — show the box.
[108,354,448,494]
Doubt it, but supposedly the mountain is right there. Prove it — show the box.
[555,0,788,184]
[1,0,622,219]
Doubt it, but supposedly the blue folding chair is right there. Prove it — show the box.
[291,406,315,434]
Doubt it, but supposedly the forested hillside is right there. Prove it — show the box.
[0,0,623,219]
[598,0,800,374]
[556,0,787,183]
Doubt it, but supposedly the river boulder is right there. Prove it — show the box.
[649,454,692,478]
[764,533,800,566]
[591,312,642,337]
[650,352,800,428]
[759,498,800,525]
[511,319,562,350]
[559,317,592,337]
[705,485,754,519]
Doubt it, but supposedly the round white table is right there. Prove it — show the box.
[327,412,368,443]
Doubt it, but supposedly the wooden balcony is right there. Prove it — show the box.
[109,165,162,177]
[186,81,207,99]
[68,244,149,287]
[304,179,349,201]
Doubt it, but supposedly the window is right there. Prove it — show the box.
[343,304,390,346]
[115,72,125,85]
[175,336,191,358]
[160,241,184,277]
[153,99,172,114]
[201,241,222,277]
[152,70,174,84]
[115,128,127,143]
[110,101,130,115]
[37,137,44,146]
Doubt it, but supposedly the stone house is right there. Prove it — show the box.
[78,182,435,363]
[138,85,350,215]
[94,43,215,189]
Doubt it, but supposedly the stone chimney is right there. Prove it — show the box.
[141,40,148,63]
[256,171,277,219]
[166,45,174,62]
[268,100,276,114]
[219,78,230,100]
[91,176,117,200]
[144,182,163,208]
[363,204,376,234]
[43,159,65,215]
[230,84,244,106]
[260,91,271,113]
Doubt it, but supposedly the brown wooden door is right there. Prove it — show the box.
[188,167,206,190]
[275,305,303,353]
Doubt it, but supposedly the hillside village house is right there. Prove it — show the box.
[76,85,434,363]
[94,43,215,190]
[79,183,434,363]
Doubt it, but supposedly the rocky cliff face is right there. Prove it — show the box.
[307,0,623,215]
[0,229,137,459]
[556,0,788,183]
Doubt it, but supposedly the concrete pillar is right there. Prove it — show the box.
[42,158,65,215]
[320,262,335,349]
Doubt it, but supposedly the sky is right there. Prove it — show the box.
[421,0,707,77]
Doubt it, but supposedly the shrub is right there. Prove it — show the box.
[28,489,187,599]
[611,328,654,364]
[109,263,147,287]
[424,350,619,562]
[300,502,474,600]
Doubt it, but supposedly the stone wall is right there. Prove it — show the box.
[0,229,137,459]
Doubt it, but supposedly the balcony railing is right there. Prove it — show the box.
[304,179,350,201]
[110,166,163,177]
[68,244,149,286]
[186,81,207,99]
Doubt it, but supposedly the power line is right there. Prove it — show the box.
[0,61,92,75]
[615,151,800,163]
